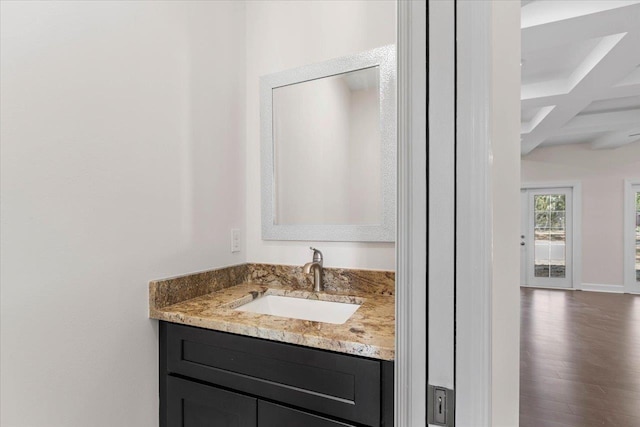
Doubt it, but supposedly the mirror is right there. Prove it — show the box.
[273,67,381,226]
[261,45,396,242]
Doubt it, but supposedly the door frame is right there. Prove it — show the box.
[396,1,427,426]
[521,186,573,289]
[399,1,521,426]
[521,181,582,290]
[453,1,522,425]
[455,1,493,425]
[624,179,640,294]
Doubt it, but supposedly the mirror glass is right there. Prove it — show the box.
[261,45,395,242]
[273,67,381,226]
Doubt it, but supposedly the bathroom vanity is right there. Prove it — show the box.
[153,40,399,419]
[160,322,393,427]
[139,45,399,426]
[150,264,395,427]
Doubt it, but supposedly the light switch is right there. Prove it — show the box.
[231,229,240,253]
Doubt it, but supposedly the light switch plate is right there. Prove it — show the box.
[231,229,240,253]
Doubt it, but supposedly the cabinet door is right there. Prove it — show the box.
[167,376,256,427]
[258,401,355,427]
[165,322,381,426]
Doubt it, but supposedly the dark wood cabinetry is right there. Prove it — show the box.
[167,376,256,427]
[258,401,355,427]
[160,322,393,427]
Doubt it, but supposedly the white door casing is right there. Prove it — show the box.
[456,1,521,425]
[396,1,427,426]
[522,187,573,288]
[520,190,527,285]
[456,0,493,425]
[428,0,455,400]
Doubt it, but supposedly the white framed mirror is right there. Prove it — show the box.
[260,45,396,242]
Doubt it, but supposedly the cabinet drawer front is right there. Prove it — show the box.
[165,322,381,426]
[166,376,256,427]
[258,401,356,427]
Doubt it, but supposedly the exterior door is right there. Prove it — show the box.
[634,185,640,287]
[521,188,573,288]
[626,183,640,292]
[520,190,528,284]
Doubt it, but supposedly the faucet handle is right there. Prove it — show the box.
[309,247,323,264]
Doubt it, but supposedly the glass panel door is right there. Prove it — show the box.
[524,188,573,288]
[534,194,566,279]
[636,189,639,283]
[624,182,639,292]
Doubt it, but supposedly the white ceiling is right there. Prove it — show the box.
[520,1,640,155]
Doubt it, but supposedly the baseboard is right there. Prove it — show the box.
[580,283,624,294]
[520,284,575,291]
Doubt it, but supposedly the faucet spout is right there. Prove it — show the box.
[303,247,324,291]
[303,261,320,275]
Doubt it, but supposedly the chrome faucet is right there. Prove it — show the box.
[303,247,323,292]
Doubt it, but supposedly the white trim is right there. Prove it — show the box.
[522,181,582,189]
[521,181,583,290]
[396,1,427,426]
[428,0,455,401]
[523,187,574,288]
[521,285,575,291]
[260,46,397,242]
[456,1,492,426]
[581,283,624,294]
[624,179,640,294]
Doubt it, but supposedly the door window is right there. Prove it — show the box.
[634,191,640,282]
[534,194,567,279]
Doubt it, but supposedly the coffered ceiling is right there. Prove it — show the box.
[520,1,640,155]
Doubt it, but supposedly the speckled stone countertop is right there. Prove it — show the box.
[149,265,395,361]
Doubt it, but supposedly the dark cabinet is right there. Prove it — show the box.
[166,376,256,427]
[160,322,393,427]
[258,401,355,427]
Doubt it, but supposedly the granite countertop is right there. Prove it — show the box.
[149,265,395,361]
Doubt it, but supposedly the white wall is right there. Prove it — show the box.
[245,0,396,270]
[522,141,640,286]
[0,2,245,426]
[491,1,521,426]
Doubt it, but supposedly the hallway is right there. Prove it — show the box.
[520,288,640,427]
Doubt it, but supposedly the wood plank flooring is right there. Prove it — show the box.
[520,288,640,427]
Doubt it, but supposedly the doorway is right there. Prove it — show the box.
[521,187,573,288]
[624,180,640,293]
[633,184,640,285]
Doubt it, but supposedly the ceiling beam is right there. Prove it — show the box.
[521,20,640,155]
[559,109,640,135]
[590,129,640,150]
[521,82,640,110]
[521,106,554,134]
[522,4,640,53]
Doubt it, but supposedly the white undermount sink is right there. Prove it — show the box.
[234,295,361,325]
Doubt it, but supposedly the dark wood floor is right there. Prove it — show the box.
[520,288,640,427]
